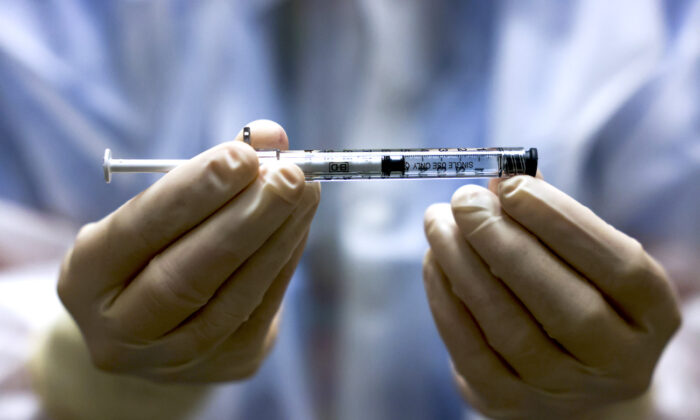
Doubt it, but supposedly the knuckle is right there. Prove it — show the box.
[422,249,435,270]
[57,223,100,306]
[487,327,532,360]
[304,181,321,208]
[424,203,446,223]
[423,204,453,237]
[613,239,654,283]
[69,222,99,263]
[422,250,442,291]
[75,222,99,246]
[262,163,306,203]
[609,240,683,333]
[450,184,481,207]
[498,177,528,204]
[188,316,233,351]
[223,141,259,173]
[56,249,75,306]
[668,304,682,333]
[147,257,207,311]
[199,313,231,337]
[221,292,258,324]
[423,207,437,232]
[573,299,610,334]
[205,142,259,190]
[234,143,260,173]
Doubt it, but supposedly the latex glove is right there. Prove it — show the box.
[423,175,681,419]
[58,120,320,382]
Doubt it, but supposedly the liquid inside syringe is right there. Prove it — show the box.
[103,147,538,183]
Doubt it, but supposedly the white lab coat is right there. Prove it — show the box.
[0,1,698,418]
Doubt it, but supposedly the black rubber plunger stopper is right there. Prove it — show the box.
[525,148,538,177]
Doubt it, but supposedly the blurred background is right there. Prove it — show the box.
[0,1,698,419]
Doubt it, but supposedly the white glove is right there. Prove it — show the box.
[423,174,680,419]
[58,120,320,382]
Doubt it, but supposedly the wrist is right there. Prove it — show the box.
[576,389,654,420]
[30,311,213,420]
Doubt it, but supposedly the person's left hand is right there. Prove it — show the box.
[423,175,681,419]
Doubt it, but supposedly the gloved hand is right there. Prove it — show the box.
[58,120,320,382]
[423,175,681,419]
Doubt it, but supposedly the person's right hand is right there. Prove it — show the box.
[58,120,320,383]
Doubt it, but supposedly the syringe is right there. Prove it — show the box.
[103,147,537,183]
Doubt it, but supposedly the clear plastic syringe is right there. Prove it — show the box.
[103,147,538,183]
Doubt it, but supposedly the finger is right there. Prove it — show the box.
[61,120,289,302]
[450,185,634,367]
[497,176,679,329]
[424,204,589,392]
[227,231,311,344]
[60,140,259,304]
[236,119,290,150]
[422,249,529,404]
[106,162,307,339]
[193,231,311,382]
[145,232,311,382]
[153,184,320,363]
[488,170,543,195]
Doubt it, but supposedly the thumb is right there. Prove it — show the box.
[235,119,290,150]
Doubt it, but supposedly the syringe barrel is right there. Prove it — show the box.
[260,147,537,181]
